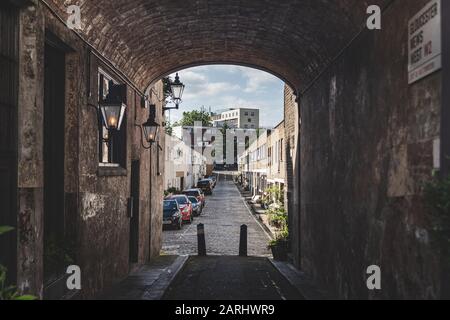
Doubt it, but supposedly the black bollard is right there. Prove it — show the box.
[197,224,206,256]
[239,224,247,257]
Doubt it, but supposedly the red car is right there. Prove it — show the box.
[166,195,193,223]
[182,189,206,208]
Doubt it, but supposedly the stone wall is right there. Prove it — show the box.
[283,85,300,266]
[299,0,441,299]
[15,2,165,299]
[17,2,45,297]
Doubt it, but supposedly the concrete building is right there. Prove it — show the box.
[212,108,260,129]
[239,122,286,199]
[173,124,257,171]
[267,121,286,191]
[239,130,269,196]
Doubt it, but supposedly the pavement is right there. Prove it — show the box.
[162,176,272,257]
[163,256,304,300]
[99,255,188,300]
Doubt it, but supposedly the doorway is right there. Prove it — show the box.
[43,41,66,281]
[0,2,19,284]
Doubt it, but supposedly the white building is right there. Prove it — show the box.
[164,133,206,191]
[212,108,260,129]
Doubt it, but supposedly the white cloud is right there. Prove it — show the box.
[183,82,240,100]
[179,70,207,82]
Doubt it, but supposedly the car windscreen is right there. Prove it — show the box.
[183,191,199,197]
[188,197,198,203]
[172,196,188,205]
[197,181,209,186]
[163,201,178,210]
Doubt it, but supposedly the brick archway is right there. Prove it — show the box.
[45,0,387,93]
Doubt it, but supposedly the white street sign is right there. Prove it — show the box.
[408,0,442,84]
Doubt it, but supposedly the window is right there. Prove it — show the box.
[245,112,248,116]
[98,69,127,168]
[251,112,255,116]
[248,118,252,123]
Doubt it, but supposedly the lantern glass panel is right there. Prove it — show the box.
[143,123,159,143]
[171,83,184,100]
[100,103,126,130]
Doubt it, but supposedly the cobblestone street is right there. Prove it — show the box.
[162,175,271,257]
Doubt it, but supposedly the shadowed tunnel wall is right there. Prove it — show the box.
[299,0,441,299]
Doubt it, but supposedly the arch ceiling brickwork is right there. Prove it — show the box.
[46,0,388,92]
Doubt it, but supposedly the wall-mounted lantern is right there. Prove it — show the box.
[99,102,126,130]
[139,104,160,149]
[99,81,127,131]
[163,73,185,112]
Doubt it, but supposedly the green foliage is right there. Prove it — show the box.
[165,187,181,196]
[263,186,284,207]
[219,121,231,135]
[263,186,288,248]
[0,226,14,236]
[424,175,450,257]
[162,76,172,100]
[165,119,174,136]
[0,226,37,300]
[267,207,287,229]
[268,226,289,249]
[175,110,212,127]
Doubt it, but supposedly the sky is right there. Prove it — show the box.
[166,65,285,128]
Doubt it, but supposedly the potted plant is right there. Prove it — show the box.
[268,228,289,261]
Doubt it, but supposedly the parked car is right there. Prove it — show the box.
[166,195,193,223]
[197,179,213,195]
[182,188,206,208]
[205,175,217,188]
[204,178,215,189]
[188,196,202,216]
[163,200,182,230]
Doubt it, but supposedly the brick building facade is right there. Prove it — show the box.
[0,1,165,299]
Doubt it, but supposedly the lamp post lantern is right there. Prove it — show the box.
[163,72,185,111]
